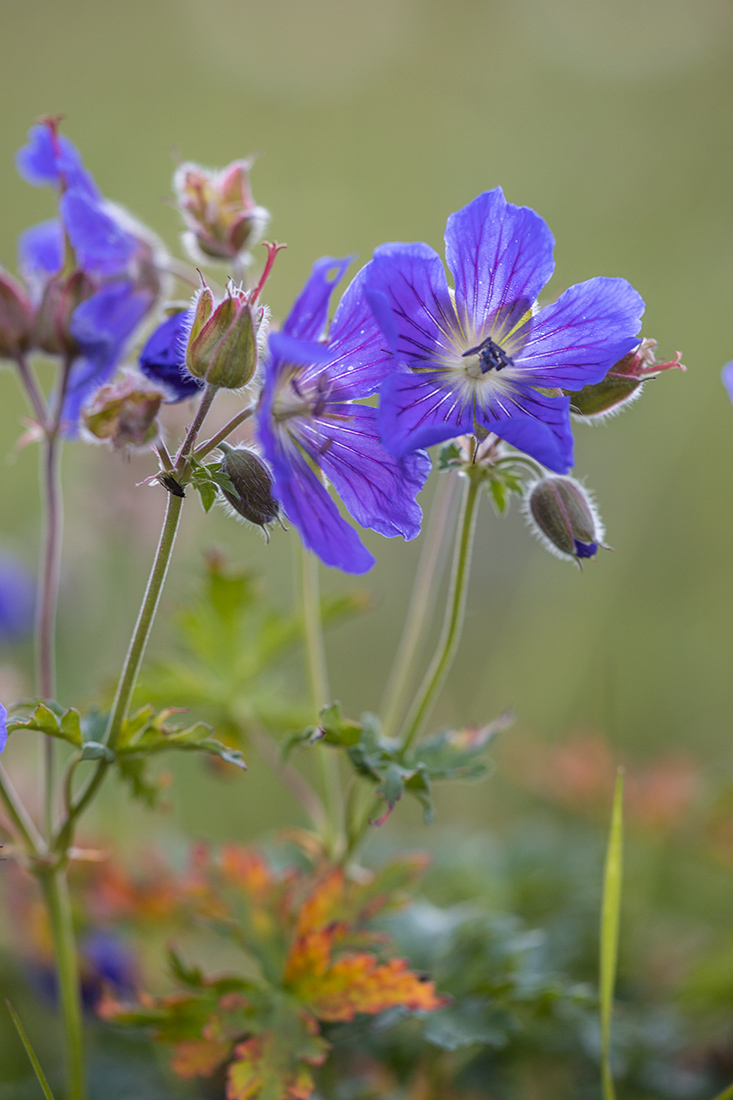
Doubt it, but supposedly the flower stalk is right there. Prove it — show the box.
[400,468,482,753]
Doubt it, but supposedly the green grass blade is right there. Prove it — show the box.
[710,1084,733,1100]
[5,1000,57,1100]
[600,768,625,1100]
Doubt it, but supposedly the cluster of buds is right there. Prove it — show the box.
[565,338,685,420]
[173,160,269,265]
[217,443,280,534]
[524,476,607,568]
[82,371,164,451]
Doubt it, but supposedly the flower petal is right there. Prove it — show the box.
[61,191,136,276]
[139,312,203,402]
[283,256,352,341]
[515,276,645,389]
[0,703,7,754]
[298,404,431,540]
[258,412,374,573]
[64,281,154,426]
[18,220,64,281]
[323,263,393,399]
[487,408,573,473]
[722,362,733,406]
[378,370,474,457]
[366,242,458,366]
[16,123,98,197]
[444,188,555,339]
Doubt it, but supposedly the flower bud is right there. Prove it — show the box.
[185,283,258,389]
[218,443,279,531]
[34,269,96,356]
[173,160,270,264]
[524,476,605,567]
[82,371,164,450]
[0,270,34,358]
[565,338,685,420]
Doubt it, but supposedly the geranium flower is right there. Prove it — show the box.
[16,120,166,426]
[365,188,645,472]
[257,257,431,573]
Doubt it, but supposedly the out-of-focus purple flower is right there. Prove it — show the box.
[722,362,733,407]
[138,311,204,401]
[365,188,645,473]
[0,704,7,754]
[257,257,431,573]
[0,555,35,642]
[80,931,138,1010]
[15,120,166,427]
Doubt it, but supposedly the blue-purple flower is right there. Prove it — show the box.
[257,257,431,573]
[138,310,204,401]
[365,188,645,473]
[16,120,166,426]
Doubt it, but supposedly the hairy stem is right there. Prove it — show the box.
[193,404,255,462]
[380,474,458,740]
[299,545,343,855]
[38,430,63,836]
[14,353,50,429]
[400,471,482,754]
[39,868,85,1100]
[175,384,217,470]
[53,492,184,852]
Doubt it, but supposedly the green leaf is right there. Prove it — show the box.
[600,769,624,1100]
[413,713,512,782]
[8,702,83,747]
[5,1000,57,1100]
[80,741,115,762]
[194,478,218,512]
[437,442,463,470]
[711,1084,733,1100]
[423,1000,509,1052]
[116,705,246,769]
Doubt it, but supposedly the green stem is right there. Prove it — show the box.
[299,545,343,855]
[53,492,184,852]
[38,430,63,837]
[193,404,255,462]
[400,471,482,754]
[39,868,85,1100]
[175,384,217,470]
[380,474,458,739]
[0,763,44,854]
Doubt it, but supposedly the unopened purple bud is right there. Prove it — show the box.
[0,270,34,358]
[218,443,279,530]
[185,283,258,389]
[524,476,605,567]
[34,269,95,356]
[565,338,685,420]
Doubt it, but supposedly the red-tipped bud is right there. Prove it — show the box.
[82,372,164,450]
[218,443,279,531]
[185,282,259,389]
[524,476,606,568]
[34,269,95,356]
[565,338,685,420]
[173,160,270,264]
[0,270,34,358]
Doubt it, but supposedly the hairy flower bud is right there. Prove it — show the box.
[82,372,164,450]
[0,270,34,358]
[34,269,96,356]
[173,159,270,264]
[524,476,605,567]
[218,443,279,531]
[185,283,258,389]
[565,338,685,420]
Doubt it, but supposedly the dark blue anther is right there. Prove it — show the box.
[463,335,514,373]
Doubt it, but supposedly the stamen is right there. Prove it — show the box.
[463,335,514,373]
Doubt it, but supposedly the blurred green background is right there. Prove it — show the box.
[1,0,733,1091]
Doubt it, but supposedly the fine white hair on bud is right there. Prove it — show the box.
[522,475,606,568]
